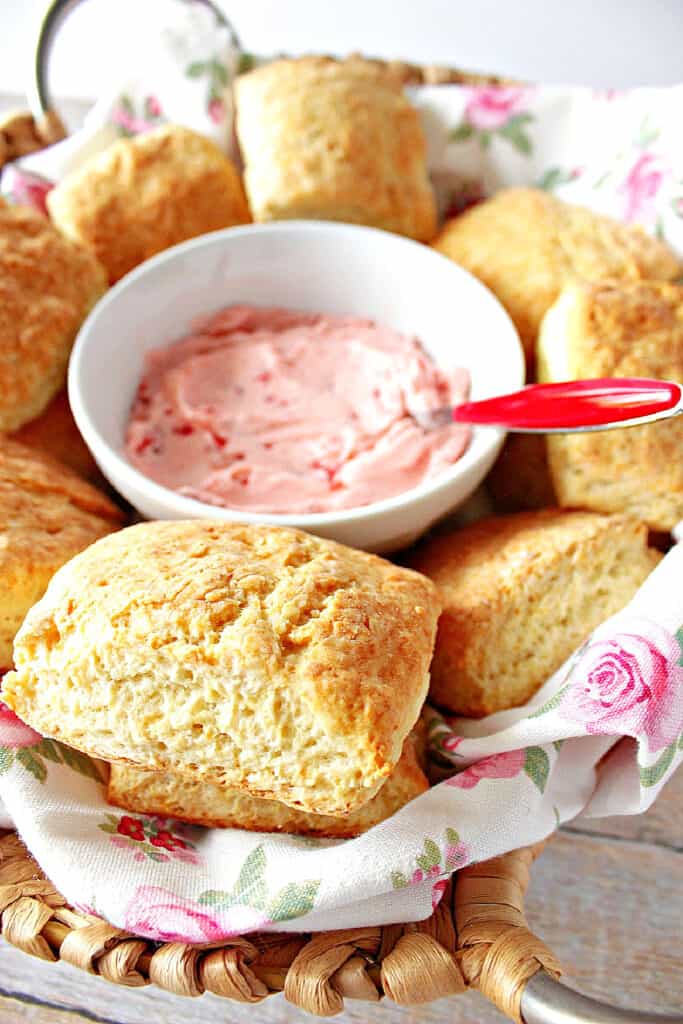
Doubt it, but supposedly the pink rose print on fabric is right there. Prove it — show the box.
[0,701,42,749]
[446,748,527,789]
[145,96,162,118]
[99,813,202,865]
[450,87,534,155]
[430,878,449,909]
[208,98,226,125]
[0,166,53,215]
[124,886,269,942]
[391,828,471,903]
[619,152,670,228]
[110,94,164,138]
[464,86,529,130]
[560,621,683,753]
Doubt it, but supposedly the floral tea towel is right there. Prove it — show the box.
[1,541,682,939]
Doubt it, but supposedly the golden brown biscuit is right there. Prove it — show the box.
[107,736,428,837]
[4,520,440,816]
[235,57,437,241]
[47,125,251,284]
[0,199,106,432]
[433,188,682,367]
[10,389,101,485]
[538,280,683,530]
[0,439,123,668]
[486,434,557,513]
[410,509,660,717]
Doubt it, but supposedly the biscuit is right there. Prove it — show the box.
[107,736,428,837]
[11,389,101,485]
[0,439,123,668]
[47,125,251,284]
[410,509,660,716]
[0,199,106,432]
[486,434,557,513]
[235,57,437,241]
[4,520,440,816]
[432,188,682,366]
[538,280,683,530]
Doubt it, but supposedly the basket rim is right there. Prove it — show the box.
[0,830,559,1019]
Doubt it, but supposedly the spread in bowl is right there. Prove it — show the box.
[125,305,471,514]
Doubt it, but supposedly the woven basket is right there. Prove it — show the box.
[2,3,683,1022]
[0,830,561,1020]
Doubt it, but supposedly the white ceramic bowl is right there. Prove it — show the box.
[69,222,524,552]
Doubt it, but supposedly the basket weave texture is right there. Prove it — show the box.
[0,55,515,169]
[0,831,560,1020]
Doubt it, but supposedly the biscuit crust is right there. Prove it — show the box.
[47,125,251,283]
[0,439,123,668]
[538,280,683,530]
[433,188,682,366]
[0,199,106,432]
[11,389,102,485]
[4,520,440,816]
[235,57,437,241]
[107,736,428,837]
[410,509,661,716]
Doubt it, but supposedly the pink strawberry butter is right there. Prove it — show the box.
[126,305,470,514]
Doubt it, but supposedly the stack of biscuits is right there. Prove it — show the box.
[0,55,678,836]
[3,521,438,834]
[431,188,683,532]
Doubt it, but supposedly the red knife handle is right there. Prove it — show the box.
[452,378,682,430]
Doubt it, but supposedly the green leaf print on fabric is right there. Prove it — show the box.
[640,740,677,787]
[0,748,14,775]
[391,828,471,890]
[185,56,231,122]
[237,52,256,74]
[497,113,534,155]
[524,746,550,793]
[16,747,47,783]
[232,845,269,908]
[449,122,475,143]
[54,743,102,781]
[268,881,320,923]
[675,627,683,666]
[9,738,102,786]
[198,844,320,925]
[536,166,577,190]
[528,684,570,719]
[185,61,208,78]
[35,738,63,764]
[416,838,442,873]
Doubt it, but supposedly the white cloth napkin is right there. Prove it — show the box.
[1,2,682,936]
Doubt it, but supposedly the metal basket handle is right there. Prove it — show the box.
[29,0,241,123]
[522,972,683,1024]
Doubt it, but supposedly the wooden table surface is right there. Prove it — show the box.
[2,768,682,1023]
[1,90,682,1024]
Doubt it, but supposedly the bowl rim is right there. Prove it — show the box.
[68,220,525,528]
